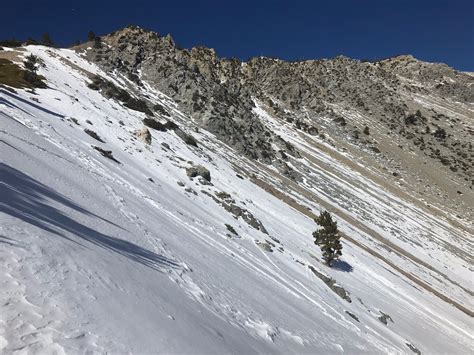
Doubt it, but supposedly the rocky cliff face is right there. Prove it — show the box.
[77,26,473,213]
[85,27,281,165]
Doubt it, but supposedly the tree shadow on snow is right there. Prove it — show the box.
[331,260,353,272]
[1,88,65,118]
[0,96,34,117]
[0,235,23,248]
[0,163,179,272]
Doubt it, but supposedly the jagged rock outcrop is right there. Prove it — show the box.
[88,26,280,164]
[79,26,473,189]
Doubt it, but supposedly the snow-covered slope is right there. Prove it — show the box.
[0,46,472,354]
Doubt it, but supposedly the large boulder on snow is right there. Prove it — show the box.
[186,165,211,182]
[135,126,152,144]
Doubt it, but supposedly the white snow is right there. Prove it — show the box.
[0,46,472,354]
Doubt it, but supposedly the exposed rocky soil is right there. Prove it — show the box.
[72,26,473,224]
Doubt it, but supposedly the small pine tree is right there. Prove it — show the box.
[313,211,342,266]
[363,126,370,135]
[25,37,38,45]
[24,54,39,73]
[88,31,96,42]
[93,36,102,49]
[22,54,46,88]
[41,33,54,47]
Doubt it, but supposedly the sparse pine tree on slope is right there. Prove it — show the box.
[41,33,54,47]
[313,210,342,266]
[22,54,46,88]
[93,36,102,49]
[24,54,38,73]
[88,31,96,42]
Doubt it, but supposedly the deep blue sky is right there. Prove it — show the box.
[2,0,473,70]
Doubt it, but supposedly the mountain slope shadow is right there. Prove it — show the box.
[0,163,179,272]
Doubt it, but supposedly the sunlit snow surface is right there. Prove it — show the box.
[0,46,472,354]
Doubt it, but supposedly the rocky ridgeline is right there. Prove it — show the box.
[89,26,280,165]
[83,26,473,187]
[378,55,474,102]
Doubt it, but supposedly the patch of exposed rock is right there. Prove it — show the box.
[83,26,474,203]
[186,165,211,182]
[135,126,151,144]
[378,311,394,325]
[86,26,300,167]
[200,189,269,235]
[308,265,352,303]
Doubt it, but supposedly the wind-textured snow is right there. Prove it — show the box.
[0,46,472,354]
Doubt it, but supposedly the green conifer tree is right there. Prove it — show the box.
[24,54,38,73]
[88,31,96,42]
[313,211,343,266]
[41,33,54,47]
[93,36,102,49]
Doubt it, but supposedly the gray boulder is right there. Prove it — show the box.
[186,165,211,182]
